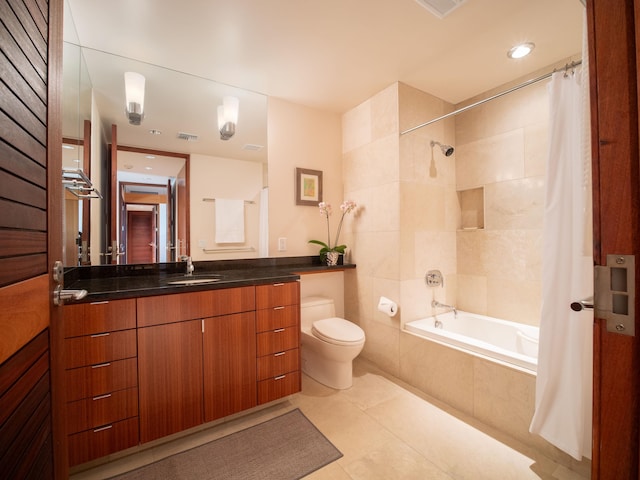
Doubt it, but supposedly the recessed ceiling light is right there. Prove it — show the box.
[508,42,535,59]
[144,166,153,171]
[145,155,156,159]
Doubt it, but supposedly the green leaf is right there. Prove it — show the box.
[308,239,329,249]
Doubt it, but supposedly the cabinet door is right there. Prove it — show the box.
[203,312,257,422]
[138,320,204,443]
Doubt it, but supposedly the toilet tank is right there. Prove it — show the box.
[300,296,336,325]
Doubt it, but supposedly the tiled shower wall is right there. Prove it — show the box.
[342,72,551,370]
[454,78,548,326]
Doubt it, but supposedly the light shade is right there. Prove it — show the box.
[217,96,239,140]
[507,42,535,59]
[124,72,145,125]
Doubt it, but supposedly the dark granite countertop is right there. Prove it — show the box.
[64,256,355,303]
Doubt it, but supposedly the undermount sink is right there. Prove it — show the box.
[165,274,224,286]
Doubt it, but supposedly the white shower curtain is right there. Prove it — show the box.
[258,187,269,257]
[529,18,593,459]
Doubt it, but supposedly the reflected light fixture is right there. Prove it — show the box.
[124,72,145,125]
[507,42,535,59]
[217,96,239,140]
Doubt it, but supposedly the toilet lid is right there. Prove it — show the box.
[312,317,365,345]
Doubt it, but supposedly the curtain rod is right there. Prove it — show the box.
[400,60,583,136]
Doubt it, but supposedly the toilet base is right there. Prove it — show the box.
[301,347,355,390]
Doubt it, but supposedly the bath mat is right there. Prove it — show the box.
[108,409,342,480]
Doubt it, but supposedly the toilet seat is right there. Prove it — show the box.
[312,317,365,346]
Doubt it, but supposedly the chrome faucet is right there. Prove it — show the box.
[180,256,194,276]
[431,299,457,318]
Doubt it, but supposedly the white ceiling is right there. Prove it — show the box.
[66,0,584,115]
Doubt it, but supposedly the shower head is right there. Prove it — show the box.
[430,140,454,157]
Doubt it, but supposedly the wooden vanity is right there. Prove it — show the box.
[63,281,300,466]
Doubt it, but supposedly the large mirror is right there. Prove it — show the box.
[62,27,269,266]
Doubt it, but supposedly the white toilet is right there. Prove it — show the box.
[300,296,366,389]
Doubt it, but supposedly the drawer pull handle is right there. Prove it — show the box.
[274,375,286,380]
[273,306,285,310]
[93,425,113,433]
[274,352,286,357]
[274,328,285,333]
[273,283,285,287]
[91,362,111,369]
[93,393,112,401]
[90,332,110,338]
[90,301,109,305]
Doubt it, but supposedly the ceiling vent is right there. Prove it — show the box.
[177,132,198,141]
[414,0,468,19]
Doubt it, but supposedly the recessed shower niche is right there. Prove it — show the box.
[457,186,484,230]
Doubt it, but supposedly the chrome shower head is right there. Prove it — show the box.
[430,140,454,157]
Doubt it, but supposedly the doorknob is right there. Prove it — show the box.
[570,296,594,311]
[54,286,88,306]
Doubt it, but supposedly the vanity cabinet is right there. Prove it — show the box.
[64,280,302,462]
[255,282,301,404]
[136,286,256,443]
[63,299,139,467]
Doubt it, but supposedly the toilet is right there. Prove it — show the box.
[300,296,365,389]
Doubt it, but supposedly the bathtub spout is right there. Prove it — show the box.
[431,300,457,318]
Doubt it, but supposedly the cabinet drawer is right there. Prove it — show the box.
[256,327,299,356]
[68,417,139,467]
[256,282,299,309]
[137,286,255,327]
[256,305,299,332]
[257,348,299,381]
[67,387,139,435]
[65,329,137,369]
[64,299,136,338]
[257,371,301,404]
[66,358,138,402]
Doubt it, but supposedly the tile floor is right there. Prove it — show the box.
[71,359,590,480]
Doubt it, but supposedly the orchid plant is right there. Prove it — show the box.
[309,200,357,260]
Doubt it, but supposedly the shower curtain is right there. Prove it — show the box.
[529,17,593,460]
[258,187,269,257]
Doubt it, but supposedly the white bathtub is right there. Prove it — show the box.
[404,310,539,372]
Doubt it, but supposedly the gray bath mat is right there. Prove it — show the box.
[109,409,342,479]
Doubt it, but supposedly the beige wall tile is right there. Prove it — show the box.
[343,98,372,154]
[372,83,399,142]
[524,122,548,178]
[456,274,487,314]
[486,277,542,326]
[456,129,525,190]
[399,332,474,415]
[473,359,536,447]
[484,177,544,230]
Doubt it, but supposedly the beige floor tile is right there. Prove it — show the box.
[342,439,453,480]
[71,359,589,480]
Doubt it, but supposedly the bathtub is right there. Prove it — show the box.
[404,310,539,372]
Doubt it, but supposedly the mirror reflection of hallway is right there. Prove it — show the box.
[126,208,157,264]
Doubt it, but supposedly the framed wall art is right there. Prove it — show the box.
[295,168,323,206]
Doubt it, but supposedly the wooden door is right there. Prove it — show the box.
[137,320,204,443]
[0,0,65,478]
[126,209,156,264]
[587,1,640,478]
[203,312,257,422]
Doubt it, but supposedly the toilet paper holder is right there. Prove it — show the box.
[377,296,398,317]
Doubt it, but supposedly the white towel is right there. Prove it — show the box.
[215,199,245,243]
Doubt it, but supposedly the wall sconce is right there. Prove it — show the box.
[124,72,145,125]
[217,96,239,140]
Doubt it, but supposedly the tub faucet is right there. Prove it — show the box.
[432,300,457,318]
[180,256,194,276]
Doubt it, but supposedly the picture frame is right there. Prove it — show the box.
[295,168,323,206]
